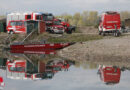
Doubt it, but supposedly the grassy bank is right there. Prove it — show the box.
[47,34,103,43]
[0,26,103,45]
[0,33,103,45]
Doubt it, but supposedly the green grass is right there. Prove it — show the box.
[0,29,103,44]
[48,34,103,43]
[74,27,82,33]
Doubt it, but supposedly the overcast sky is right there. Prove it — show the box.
[0,0,130,15]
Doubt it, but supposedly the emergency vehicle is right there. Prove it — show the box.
[42,13,54,25]
[6,58,56,80]
[7,12,43,25]
[46,60,70,73]
[98,11,121,36]
[6,12,45,34]
[7,20,27,34]
[6,59,54,80]
[42,13,75,34]
[6,60,28,79]
[59,18,76,34]
[42,13,63,33]
[98,65,121,85]
[6,60,45,80]
[46,18,65,34]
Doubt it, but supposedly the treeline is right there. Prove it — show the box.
[0,16,5,19]
[57,11,130,27]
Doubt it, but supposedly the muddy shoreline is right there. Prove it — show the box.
[58,35,130,67]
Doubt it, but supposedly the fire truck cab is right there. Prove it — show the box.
[98,11,121,36]
[42,13,54,25]
[7,20,26,34]
[7,12,43,25]
[6,59,47,80]
[46,18,65,34]
[42,13,65,34]
[6,60,28,79]
[6,60,26,73]
[6,12,43,34]
[59,18,76,34]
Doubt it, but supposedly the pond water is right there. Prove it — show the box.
[0,50,130,90]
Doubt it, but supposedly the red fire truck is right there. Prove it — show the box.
[6,60,36,80]
[6,12,45,34]
[30,60,73,80]
[7,20,26,34]
[7,12,43,26]
[42,13,64,34]
[42,13,54,25]
[42,13,75,34]
[6,60,27,79]
[46,60,70,73]
[98,65,121,85]
[98,11,121,36]
[6,20,45,34]
[48,18,65,34]
[59,18,76,34]
[6,59,49,80]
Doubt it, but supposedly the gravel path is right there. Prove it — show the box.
[58,35,130,67]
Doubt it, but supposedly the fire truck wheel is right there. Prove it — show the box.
[99,31,102,35]
[102,32,105,36]
[48,30,52,33]
[51,30,54,34]
[9,31,14,34]
[67,30,72,34]
[113,32,115,36]
[114,31,120,37]
[72,28,75,32]
[115,32,118,37]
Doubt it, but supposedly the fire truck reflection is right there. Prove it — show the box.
[97,65,121,85]
[0,58,7,89]
[6,59,75,81]
[0,76,5,89]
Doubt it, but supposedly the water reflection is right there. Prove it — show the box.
[97,65,121,85]
[0,51,75,89]
[0,50,130,90]
[0,76,5,89]
[0,58,6,89]
[6,59,74,80]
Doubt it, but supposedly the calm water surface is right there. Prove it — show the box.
[0,51,130,90]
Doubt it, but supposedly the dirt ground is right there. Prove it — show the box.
[58,27,130,67]
[78,26,98,34]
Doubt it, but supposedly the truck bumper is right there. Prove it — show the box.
[102,28,121,32]
[53,29,64,34]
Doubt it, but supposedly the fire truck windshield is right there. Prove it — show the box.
[47,16,53,21]
[53,20,61,25]
[43,15,53,21]
[10,21,23,26]
[53,67,61,71]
